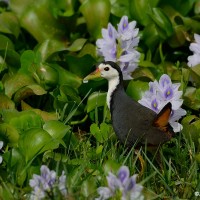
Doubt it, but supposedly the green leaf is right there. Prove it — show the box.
[80,0,111,39]
[129,0,152,26]
[10,0,66,42]
[181,115,200,147]
[90,123,103,143]
[86,92,107,113]
[21,101,58,122]
[183,87,200,110]
[65,54,96,77]
[13,84,47,103]
[20,50,40,73]
[19,128,59,162]
[51,64,82,88]
[100,122,111,140]
[59,84,81,104]
[150,8,174,38]
[110,0,129,17]
[0,34,14,50]
[43,120,71,139]
[90,122,111,143]
[0,12,20,38]
[0,93,15,109]
[142,23,161,50]
[168,25,188,48]
[81,177,97,198]
[0,49,20,72]
[4,72,36,98]
[36,39,69,61]
[0,123,19,147]
[35,63,59,90]
[190,64,200,87]
[66,38,87,52]
[126,80,149,101]
[1,109,44,133]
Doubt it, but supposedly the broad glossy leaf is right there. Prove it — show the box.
[78,43,97,58]
[51,64,82,88]
[0,49,20,72]
[183,87,200,110]
[4,72,36,98]
[10,0,66,42]
[1,109,44,132]
[86,92,106,113]
[21,101,58,121]
[161,0,196,15]
[35,63,59,90]
[80,0,111,39]
[66,38,87,52]
[90,122,110,143]
[0,34,14,50]
[110,0,129,17]
[129,0,152,26]
[13,84,47,103]
[0,93,15,109]
[60,85,81,103]
[142,23,161,50]
[190,64,200,87]
[126,80,149,101]
[150,8,174,39]
[168,25,188,48]
[19,128,59,162]
[90,123,103,143]
[65,54,96,77]
[182,115,200,147]
[20,50,41,73]
[36,39,69,61]
[0,12,20,38]
[0,123,19,147]
[3,148,23,167]
[43,120,71,139]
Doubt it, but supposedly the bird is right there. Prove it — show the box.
[83,61,175,148]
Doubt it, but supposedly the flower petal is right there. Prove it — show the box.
[107,172,122,192]
[96,187,112,200]
[0,141,3,149]
[117,166,130,185]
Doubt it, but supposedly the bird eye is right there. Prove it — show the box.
[104,67,110,71]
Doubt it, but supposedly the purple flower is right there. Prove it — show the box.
[58,171,67,197]
[96,16,140,80]
[138,74,186,132]
[187,33,200,67]
[95,166,144,200]
[0,141,3,164]
[29,165,67,199]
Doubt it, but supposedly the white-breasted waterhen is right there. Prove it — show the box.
[83,61,175,149]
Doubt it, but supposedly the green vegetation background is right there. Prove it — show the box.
[0,0,200,199]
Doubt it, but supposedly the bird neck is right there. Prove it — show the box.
[107,75,124,109]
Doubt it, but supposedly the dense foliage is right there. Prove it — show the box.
[0,0,200,199]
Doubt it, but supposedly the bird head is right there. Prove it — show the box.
[83,61,123,82]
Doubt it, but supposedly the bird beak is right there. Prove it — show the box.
[83,68,101,83]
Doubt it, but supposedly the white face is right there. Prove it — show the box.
[98,63,119,80]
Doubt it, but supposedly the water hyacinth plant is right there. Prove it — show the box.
[0,1,200,200]
[187,33,200,67]
[138,74,186,132]
[29,165,67,200]
[96,16,140,80]
[96,166,144,200]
